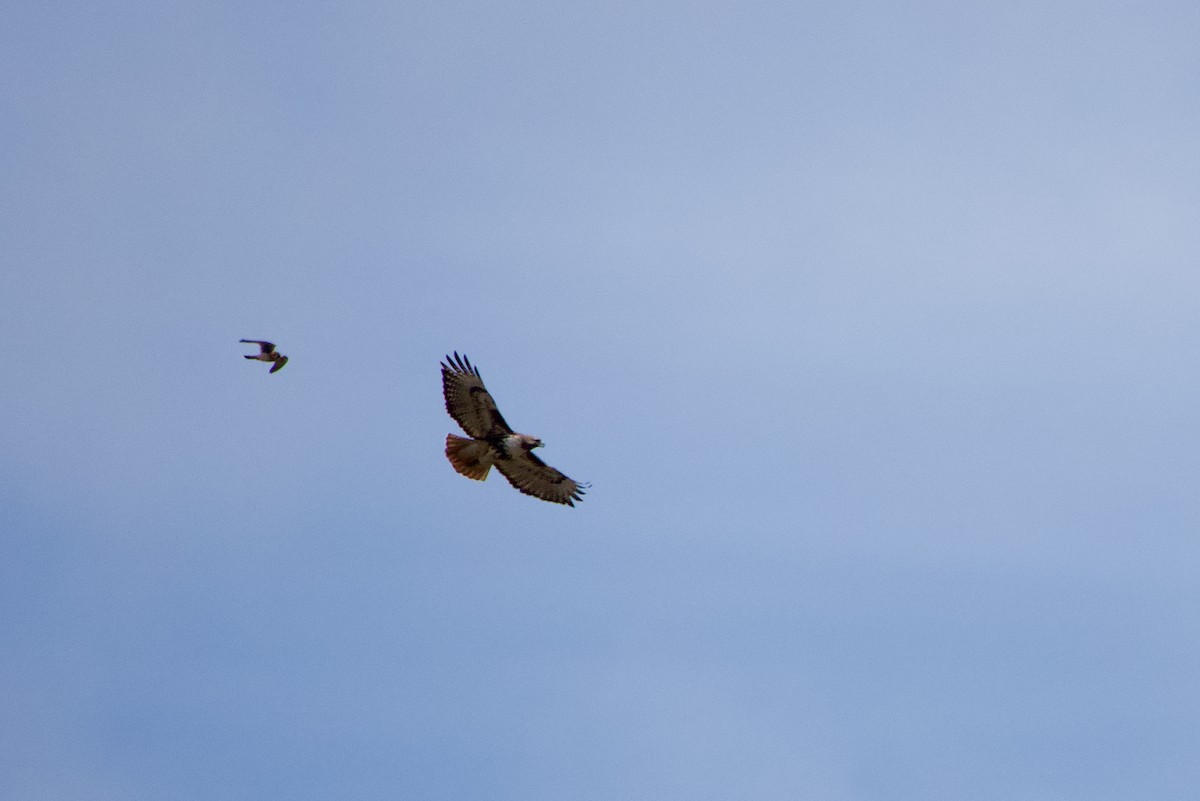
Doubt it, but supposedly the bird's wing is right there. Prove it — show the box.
[495,450,588,506]
[441,352,512,438]
[269,355,288,373]
[240,339,276,354]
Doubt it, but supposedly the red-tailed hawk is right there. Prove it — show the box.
[441,352,588,506]
[241,339,288,373]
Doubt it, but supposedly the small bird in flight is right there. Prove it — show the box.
[441,352,588,506]
[241,339,288,373]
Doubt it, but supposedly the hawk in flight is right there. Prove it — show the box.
[241,339,288,373]
[441,352,588,506]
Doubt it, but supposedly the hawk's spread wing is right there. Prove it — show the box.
[495,450,588,507]
[441,352,512,438]
[240,339,276,354]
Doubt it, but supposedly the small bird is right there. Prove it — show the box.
[240,339,288,373]
[441,352,588,506]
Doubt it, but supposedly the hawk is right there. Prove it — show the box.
[241,339,288,373]
[441,352,588,506]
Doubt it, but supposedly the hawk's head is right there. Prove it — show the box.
[503,433,543,454]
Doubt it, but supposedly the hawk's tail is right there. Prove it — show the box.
[445,434,493,481]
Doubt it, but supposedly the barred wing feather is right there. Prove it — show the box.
[441,352,512,438]
[495,451,588,507]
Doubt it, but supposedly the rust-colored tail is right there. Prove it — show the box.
[445,434,493,481]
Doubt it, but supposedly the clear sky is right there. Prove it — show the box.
[3,1,1199,799]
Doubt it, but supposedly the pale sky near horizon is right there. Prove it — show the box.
[3,1,1199,799]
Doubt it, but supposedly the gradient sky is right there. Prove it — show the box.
[3,1,1199,799]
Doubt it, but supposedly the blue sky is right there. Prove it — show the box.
[3,1,1199,798]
